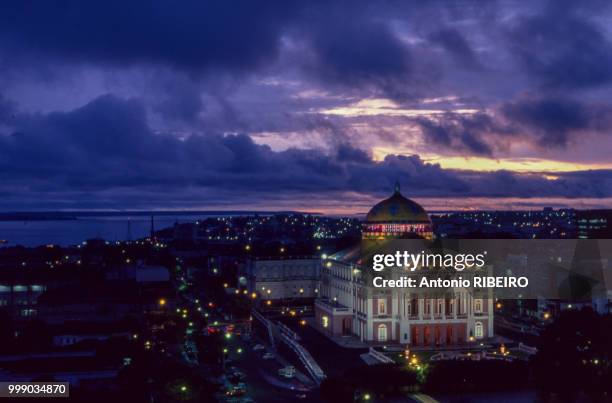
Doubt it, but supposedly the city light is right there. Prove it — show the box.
[158,298,166,306]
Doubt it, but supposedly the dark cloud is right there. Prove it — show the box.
[305,15,412,94]
[335,144,371,164]
[428,28,481,70]
[502,97,612,147]
[507,1,612,89]
[0,95,611,209]
[416,113,497,156]
[0,93,16,124]
[0,1,611,209]
[0,0,297,73]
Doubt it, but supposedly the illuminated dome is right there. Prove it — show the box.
[363,182,432,240]
[366,183,430,223]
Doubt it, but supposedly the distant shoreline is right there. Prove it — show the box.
[0,210,320,221]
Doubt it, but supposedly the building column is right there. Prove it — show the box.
[430,299,434,320]
[441,298,446,320]
[418,298,424,320]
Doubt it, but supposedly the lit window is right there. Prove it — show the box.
[322,315,329,328]
[378,298,386,315]
[474,299,483,313]
[377,324,387,342]
[475,322,484,338]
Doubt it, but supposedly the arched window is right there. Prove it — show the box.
[475,321,484,338]
[474,299,483,313]
[377,324,387,342]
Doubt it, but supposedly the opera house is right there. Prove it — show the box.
[314,183,494,345]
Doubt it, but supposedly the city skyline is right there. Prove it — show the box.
[1,0,612,212]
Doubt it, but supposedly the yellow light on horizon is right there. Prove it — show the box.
[372,149,612,173]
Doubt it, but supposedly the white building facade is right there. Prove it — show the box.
[315,184,494,346]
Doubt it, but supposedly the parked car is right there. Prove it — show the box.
[262,352,274,360]
[253,344,264,351]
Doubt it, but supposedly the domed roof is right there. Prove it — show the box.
[366,182,430,223]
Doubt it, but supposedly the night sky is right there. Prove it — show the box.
[1,0,612,213]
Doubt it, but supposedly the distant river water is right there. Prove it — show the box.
[0,214,206,247]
